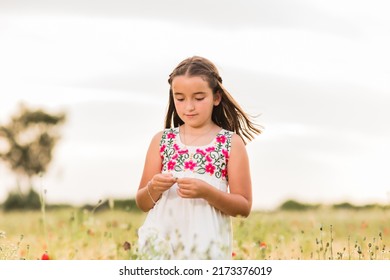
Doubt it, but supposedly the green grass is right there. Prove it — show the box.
[233,208,390,260]
[1,207,390,260]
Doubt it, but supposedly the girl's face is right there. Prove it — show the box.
[171,75,221,129]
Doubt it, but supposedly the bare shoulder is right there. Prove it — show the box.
[144,130,165,170]
[147,130,164,150]
[151,130,164,143]
[230,133,247,153]
[138,130,165,192]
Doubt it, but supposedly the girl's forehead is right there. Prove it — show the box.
[172,74,208,83]
[171,75,211,92]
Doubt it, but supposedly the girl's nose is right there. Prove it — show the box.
[185,101,195,111]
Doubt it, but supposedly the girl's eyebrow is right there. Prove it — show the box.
[173,92,207,96]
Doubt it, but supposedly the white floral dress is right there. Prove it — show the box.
[137,127,233,259]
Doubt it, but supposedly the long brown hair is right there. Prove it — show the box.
[165,56,262,144]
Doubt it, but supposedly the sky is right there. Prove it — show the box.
[1,0,390,210]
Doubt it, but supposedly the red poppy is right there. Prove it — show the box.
[41,252,50,260]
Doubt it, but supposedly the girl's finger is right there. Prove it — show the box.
[177,188,190,198]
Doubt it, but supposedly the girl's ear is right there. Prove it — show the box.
[213,91,222,106]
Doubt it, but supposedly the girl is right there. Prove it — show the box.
[136,56,261,259]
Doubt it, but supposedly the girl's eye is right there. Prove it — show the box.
[176,98,184,102]
[195,98,205,101]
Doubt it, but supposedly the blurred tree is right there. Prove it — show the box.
[0,103,66,194]
[279,199,320,211]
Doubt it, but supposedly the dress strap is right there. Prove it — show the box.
[217,129,233,154]
[159,127,179,148]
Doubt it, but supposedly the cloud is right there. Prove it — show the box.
[1,0,361,36]
[222,65,390,135]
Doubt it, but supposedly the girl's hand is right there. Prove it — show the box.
[149,173,177,194]
[176,177,210,199]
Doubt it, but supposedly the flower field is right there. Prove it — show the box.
[1,207,390,260]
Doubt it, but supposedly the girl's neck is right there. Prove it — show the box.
[180,123,220,147]
[181,122,218,136]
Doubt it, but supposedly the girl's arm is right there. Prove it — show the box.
[177,134,253,217]
[135,131,176,212]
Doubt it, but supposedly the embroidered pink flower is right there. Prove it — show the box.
[222,149,229,159]
[216,135,226,144]
[205,163,215,175]
[196,149,206,156]
[160,128,232,178]
[184,160,197,171]
[167,132,176,139]
[206,147,215,153]
[167,160,176,171]
[221,168,228,178]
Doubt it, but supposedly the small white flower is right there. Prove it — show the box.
[0,231,6,239]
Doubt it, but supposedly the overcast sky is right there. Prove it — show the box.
[1,0,390,210]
